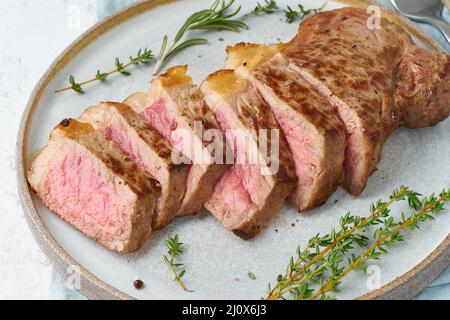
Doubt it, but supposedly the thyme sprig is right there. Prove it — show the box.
[55,1,327,94]
[153,0,247,75]
[266,186,413,299]
[309,189,450,300]
[251,0,279,15]
[266,187,449,300]
[164,235,191,292]
[55,48,153,93]
[284,2,327,23]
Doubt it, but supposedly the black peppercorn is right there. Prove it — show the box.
[60,118,71,127]
[133,279,144,289]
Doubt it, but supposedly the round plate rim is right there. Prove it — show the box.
[16,0,450,300]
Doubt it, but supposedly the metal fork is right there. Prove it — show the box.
[391,0,450,44]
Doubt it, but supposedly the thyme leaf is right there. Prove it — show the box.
[266,187,450,300]
[55,1,327,94]
[284,2,327,23]
[252,0,279,15]
[164,235,192,292]
[55,48,153,93]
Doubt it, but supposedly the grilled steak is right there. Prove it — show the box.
[27,7,450,248]
[80,102,189,230]
[126,65,229,216]
[201,70,297,238]
[27,119,161,253]
[282,8,409,196]
[227,8,450,199]
[226,44,346,211]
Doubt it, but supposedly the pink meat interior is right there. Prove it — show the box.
[272,107,318,191]
[251,80,320,204]
[139,97,206,208]
[293,68,365,192]
[139,97,191,157]
[104,115,165,183]
[208,165,254,227]
[105,118,145,169]
[42,143,133,242]
[208,106,270,224]
[140,98,174,141]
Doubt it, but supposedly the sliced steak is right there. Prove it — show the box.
[227,9,450,198]
[27,119,161,253]
[282,7,412,195]
[226,45,346,211]
[201,70,297,238]
[125,65,229,216]
[80,102,189,230]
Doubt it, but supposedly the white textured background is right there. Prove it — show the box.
[0,0,448,299]
[0,0,98,299]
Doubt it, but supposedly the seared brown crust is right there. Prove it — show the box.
[106,102,180,165]
[252,55,346,210]
[257,64,342,138]
[124,196,156,253]
[283,7,413,195]
[231,181,293,239]
[286,7,408,138]
[29,119,161,253]
[145,66,230,216]
[203,69,297,184]
[178,163,230,215]
[225,42,286,72]
[202,70,297,238]
[52,119,160,197]
[226,9,450,201]
[395,47,450,128]
[80,102,190,230]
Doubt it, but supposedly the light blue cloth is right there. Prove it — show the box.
[96,0,134,19]
[50,0,450,300]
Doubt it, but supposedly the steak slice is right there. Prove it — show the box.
[201,70,297,238]
[226,44,346,211]
[125,65,229,216]
[80,102,189,230]
[27,119,161,253]
[282,7,412,195]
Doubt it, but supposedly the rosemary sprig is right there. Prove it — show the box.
[55,48,153,93]
[55,1,327,94]
[265,186,449,300]
[163,235,191,292]
[251,0,279,15]
[153,0,247,75]
[309,189,450,300]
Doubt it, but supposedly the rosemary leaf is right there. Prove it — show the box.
[153,0,247,75]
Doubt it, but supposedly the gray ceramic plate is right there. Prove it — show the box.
[17,0,450,300]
